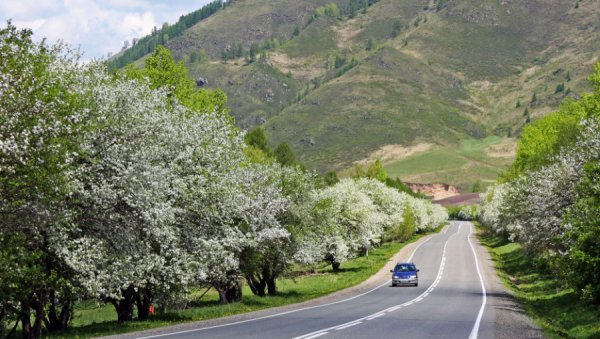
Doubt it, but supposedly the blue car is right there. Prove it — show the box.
[390,262,419,287]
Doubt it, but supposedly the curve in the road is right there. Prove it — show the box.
[126,221,490,339]
[293,223,461,339]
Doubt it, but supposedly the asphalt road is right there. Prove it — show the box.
[130,221,492,339]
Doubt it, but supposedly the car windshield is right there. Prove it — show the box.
[395,264,416,272]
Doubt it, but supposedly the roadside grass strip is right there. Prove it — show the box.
[292,223,461,339]
[478,226,600,339]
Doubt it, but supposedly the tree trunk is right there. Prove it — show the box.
[109,287,135,323]
[21,299,33,339]
[267,274,277,296]
[225,281,243,303]
[31,298,44,338]
[216,287,228,305]
[332,262,341,273]
[44,290,71,332]
[135,288,152,321]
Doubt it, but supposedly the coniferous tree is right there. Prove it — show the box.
[236,43,244,58]
[472,179,483,192]
[566,71,571,82]
[334,55,345,68]
[531,92,537,103]
[366,36,375,51]
[324,170,340,186]
[524,107,529,116]
[391,20,403,38]
[516,100,521,108]
[244,127,272,157]
[274,142,297,167]
[526,115,531,123]
[292,27,300,38]
[286,70,292,78]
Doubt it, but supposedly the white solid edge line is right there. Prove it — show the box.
[293,224,460,339]
[134,223,454,339]
[336,322,362,330]
[467,222,487,339]
[304,332,328,339]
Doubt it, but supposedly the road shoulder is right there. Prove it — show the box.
[472,225,545,339]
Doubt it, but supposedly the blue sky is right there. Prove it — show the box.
[0,0,214,60]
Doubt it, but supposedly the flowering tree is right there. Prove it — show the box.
[0,22,96,338]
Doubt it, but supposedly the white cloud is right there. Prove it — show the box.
[0,0,214,60]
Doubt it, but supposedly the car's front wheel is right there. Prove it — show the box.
[414,283,418,287]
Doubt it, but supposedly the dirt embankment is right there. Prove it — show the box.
[432,192,481,207]
[405,183,460,200]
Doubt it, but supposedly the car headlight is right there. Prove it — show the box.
[410,275,417,278]
[393,275,399,279]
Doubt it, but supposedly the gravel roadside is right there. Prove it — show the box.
[99,226,449,339]
[472,224,545,339]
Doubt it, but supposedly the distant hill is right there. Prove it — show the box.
[112,0,600,188]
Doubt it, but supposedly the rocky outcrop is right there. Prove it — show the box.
[405,183,460,200]
[195,78,208,86]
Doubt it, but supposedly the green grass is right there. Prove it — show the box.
[384,150,469,177]
[478,227,600,339]
[36,225,447,339]
[381,136,513,190]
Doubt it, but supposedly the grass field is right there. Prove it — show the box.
[478,227,600,339]
[382,136,515,190]
[33,225,446,339]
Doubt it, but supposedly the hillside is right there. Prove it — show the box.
[114,0,600,189]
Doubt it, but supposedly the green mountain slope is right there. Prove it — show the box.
[115,0,600,186]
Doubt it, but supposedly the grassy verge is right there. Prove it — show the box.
[477,226,600,339]
[41,224,448,339]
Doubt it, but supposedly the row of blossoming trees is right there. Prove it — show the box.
[0,23,447,338]
[479,63,600,306]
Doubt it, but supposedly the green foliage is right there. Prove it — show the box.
[249,43,260,61]
[286,70,292,78]
[292,26,300,37]
[366,159,387,182]
[365,36,375,51]
[108,0,223,69]
[189,51,199,62]
[413,17,422,27]
[391,20,403,38]
[523,107,529,116]
[531,92,537,103]
[575,1,580,8]
[516,99,521,108]
[555,82,565,93]
[244,127,272,157]
[562,161,600,305]
[502,110,581,180]
[274,142,297,167]
[324,170,340,186]
[334,55,346,69]
[436,0,450,11]
[384,177,425,198]
[385,206,416,241]
[335,57,358,77]
[472,179,483,192]
[566,71,571,82]
[124,46,229,117]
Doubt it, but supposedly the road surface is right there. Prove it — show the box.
[124,221,494,339]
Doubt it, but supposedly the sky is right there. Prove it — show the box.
[0,0,214,60]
